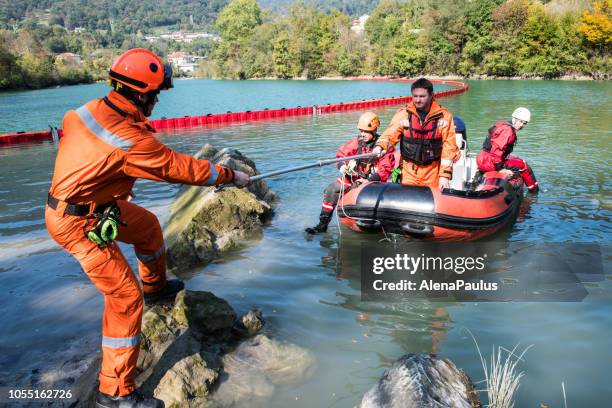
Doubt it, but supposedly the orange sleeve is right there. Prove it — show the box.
[122,134,234,186]
[438,113,459,178]
[376,109,407,152]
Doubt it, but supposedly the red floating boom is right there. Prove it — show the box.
[1,79,468,147]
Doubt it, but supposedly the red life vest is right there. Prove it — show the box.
[482,121,515,159]
[400,111,444,165]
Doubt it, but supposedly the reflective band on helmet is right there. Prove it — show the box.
[102,334,140,349]
[109,69,148,90]
[441,159,453,166]
[76,106,133,151]
[135,244,165,264]
[204,164,219,186]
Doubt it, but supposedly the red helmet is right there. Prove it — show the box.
[109,48,173,93]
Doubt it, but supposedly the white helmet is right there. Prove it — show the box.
[512,107,531,123]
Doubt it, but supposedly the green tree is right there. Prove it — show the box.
[482,0,530,76]
[519,4,564,78]
[273,32,292,78]
[365,0,404,46]
[216,0,262,45]
[0,45,25,89]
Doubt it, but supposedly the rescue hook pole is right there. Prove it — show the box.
[249,152,378,182]
[215,152,378,191]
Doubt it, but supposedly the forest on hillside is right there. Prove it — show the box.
[209,0,610,80]
[0,0,610,90]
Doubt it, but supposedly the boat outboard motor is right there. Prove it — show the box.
[454,116,467,151]
[450,116,474,190]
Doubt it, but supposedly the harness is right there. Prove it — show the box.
[47,193,126,248]
[483,121,515,159]
[400,111,444,165]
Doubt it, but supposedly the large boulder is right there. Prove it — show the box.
[136,290,270,407]
[165,145,276,276]
[360,353,481,408]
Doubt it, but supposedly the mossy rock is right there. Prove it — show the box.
[171,290,237,334]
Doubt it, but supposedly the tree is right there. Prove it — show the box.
[578,0,612,52]
[216,0,262,45]
[365,0,404,46]
[519,3,564,78]
[0,45,25,89]
[273,32,292,78]
[482,0,530,76]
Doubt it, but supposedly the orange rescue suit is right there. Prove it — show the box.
[376,99,458,187]
[45,90,233,397]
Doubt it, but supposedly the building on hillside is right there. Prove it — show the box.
[167,52,203,74]
[55,52,82,65]
[351,15,369,34]
[155,32,220,43]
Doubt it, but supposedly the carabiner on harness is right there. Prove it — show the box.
[84,204,127,248]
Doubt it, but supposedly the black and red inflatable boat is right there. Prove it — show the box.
[338,166,524,241]
[336,115,526,241]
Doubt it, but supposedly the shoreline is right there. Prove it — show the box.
[0,73,602,93]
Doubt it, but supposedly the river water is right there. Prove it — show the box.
[0,79,610,406]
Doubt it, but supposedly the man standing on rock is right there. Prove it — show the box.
[373,78,459,189]
[45,48,250,408]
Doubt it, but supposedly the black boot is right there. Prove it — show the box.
[305,213,332,234]
[96,390,163,408]
[144,279,184,305]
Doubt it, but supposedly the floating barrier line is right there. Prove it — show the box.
[0,78,468,147]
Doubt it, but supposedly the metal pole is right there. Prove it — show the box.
[215,152,378,191]
[249,152,378,182]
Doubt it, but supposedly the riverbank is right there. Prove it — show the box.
[2,70,606,93]
[210,73,604,81]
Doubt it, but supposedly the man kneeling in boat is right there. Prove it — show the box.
[372,77,459,189]
[476,107,539,193]
[305,112,395,234]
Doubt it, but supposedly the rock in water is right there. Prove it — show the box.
[213,334,316,406]
[171,290,237,334]
[71,290,311,408]
[240,309,264,335]
[360,354,481,408]
[164,144,276,276]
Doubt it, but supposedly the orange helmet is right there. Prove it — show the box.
[109,48,173,93]
[357,112,380,132]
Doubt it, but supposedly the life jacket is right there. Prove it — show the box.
[399,111,444,165]
[354,135,379,177]
[483,121,515,159]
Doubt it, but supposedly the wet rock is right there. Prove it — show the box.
[165,145,276,276]
[195,145,277,204]
[153,348,219,407]
[171,290,237,334]
[213,334,316,406]
[360,353,481,408]
[240,309,264,335]
[70,291,314,408]
[142,306,177,346]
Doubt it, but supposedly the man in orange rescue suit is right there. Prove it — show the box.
[372,77,459,189]
[476,107,539,193]
[45,48,250,408]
